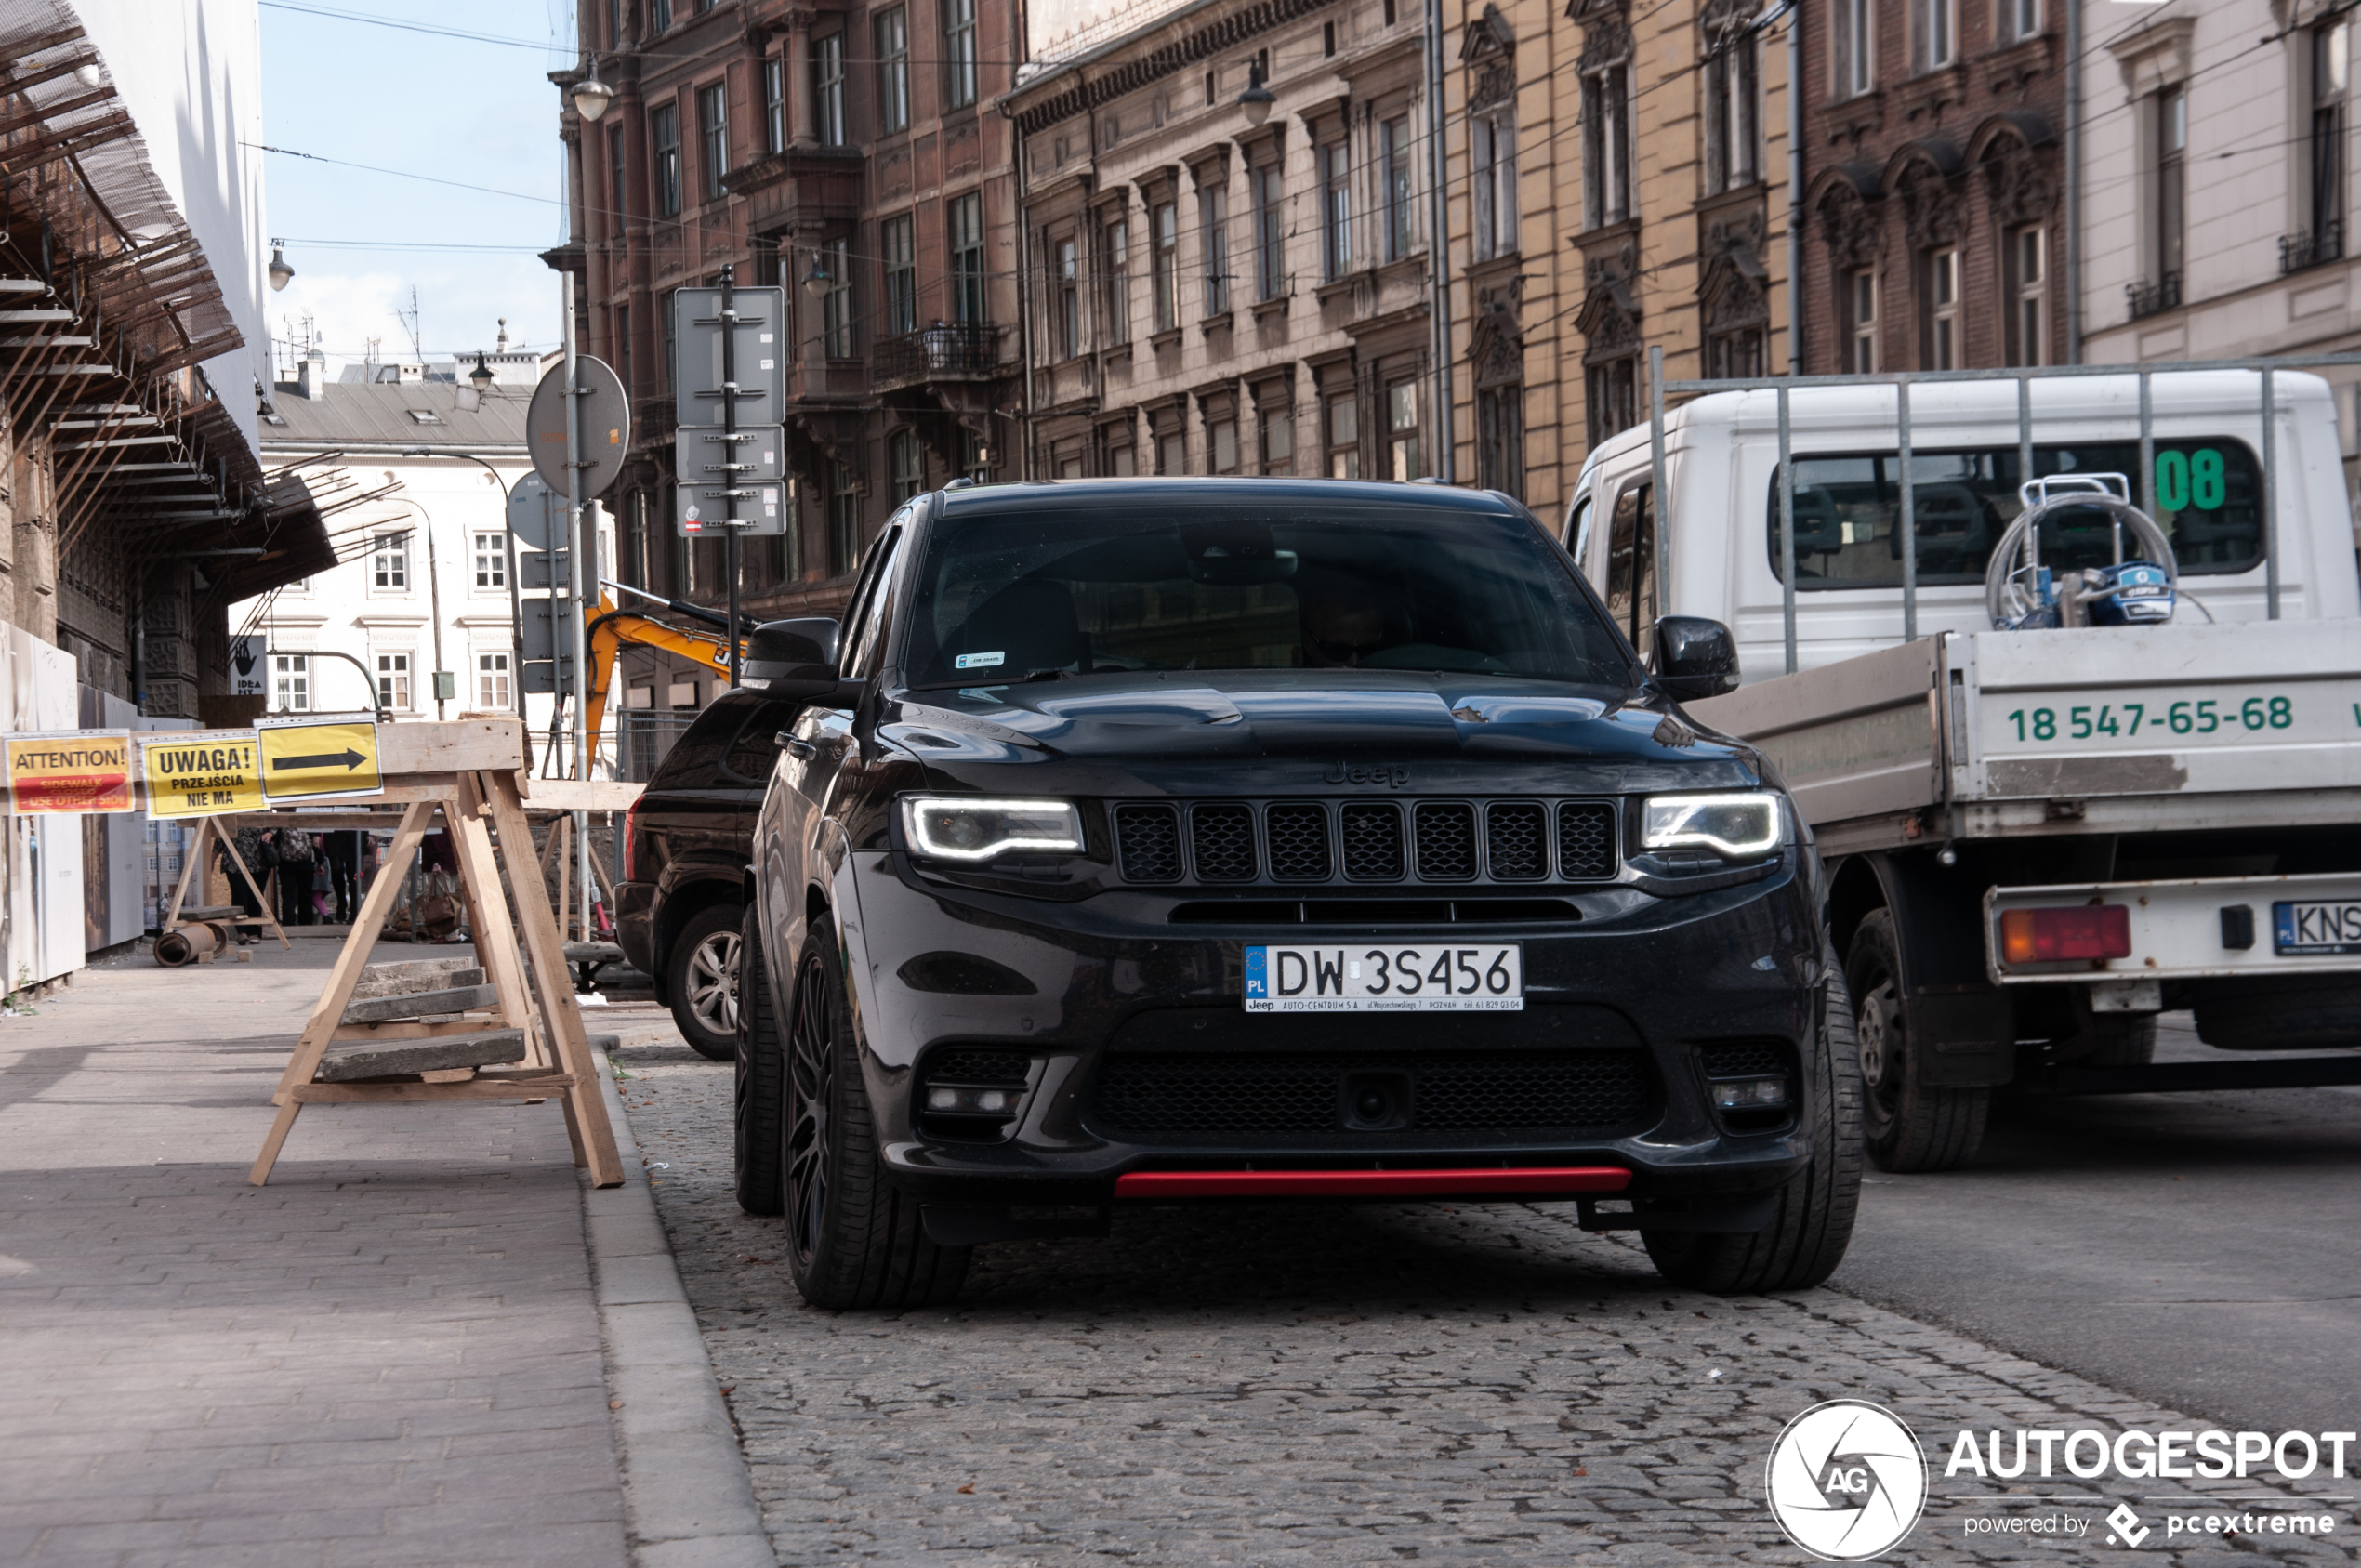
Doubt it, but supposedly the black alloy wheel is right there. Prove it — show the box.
[731,902,785,1217]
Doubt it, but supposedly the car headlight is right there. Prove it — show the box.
[902,797,1085,862]
[1641,792,1783,858]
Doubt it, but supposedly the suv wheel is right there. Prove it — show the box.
[668,904,743,1061]
[1642,959,1864,1294]
[782,924,970,1311]
[1847,909,1989,1171]
[732,903,785,1217]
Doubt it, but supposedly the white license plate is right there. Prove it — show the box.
[2275,900,2361,955]
[1243,943,1523,1012]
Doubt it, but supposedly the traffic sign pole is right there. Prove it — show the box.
[561,271,591,941]
[722,264,742,688]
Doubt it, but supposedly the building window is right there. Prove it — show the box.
[651,103,680,217]
[372,531,408,589]
[883,214,917,335]
[1847,269,1879,372]
[473,532,506,589]
[1154,201,1179,331]
[2308,21,2348,262]
[960,428,991,482]
[697,83,729,197]
[1326,393,1360,479]
[1704,24,1758,193]
[1058,236,1081,354]
[1253,163,1284,299]
[1912,0,1953,72]
[828,461,861,575]
[1199,185,1230,316]
[662,294,677,390]
[1924,247,1959,368]
[1587,357,1636,448]
[943,0,978,109]
[1320,140,1352,280]
[1104,217,1132,344]
[2007,226,2046,367]
[478,652,511,711]
[1382,116,1414,261]
[273,654,310,713]
[949,192,985,323]
[1584,59,1632,228]
[650,0,670,32]
[2157,85,2186,285]
[1834,0,1871,97]
[1207,398,1239,473]
[606,122,627,231]
[877,7,910,134]
[376,652,413,713]
[617,300,634,392]
[763,57,786,154]
[1386,382,1422,481]
[823,236,853,357]
[1999,0,2040,43]
[814,36,845,146]
[1155,415,1183,474]
[1260,403,1294,473]
[1472,109,1517,259]
[1477,385,1524,500]
[890,429,924,501]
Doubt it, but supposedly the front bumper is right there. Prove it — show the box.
[835,849,1826,1208]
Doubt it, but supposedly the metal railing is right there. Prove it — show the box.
[871,323,1003,389]
[2280,221,2344,275]
[613,708,701,783]
[1643,351,2361,676]
[2126,272,2183,320]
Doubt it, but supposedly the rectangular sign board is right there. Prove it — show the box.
[676,426,785,484]
[257,714,384,802]
[672,286,785,428]
[677,481,788,537]
[230,636,267,698]
[521,600,577,693]
[140,731,263,818]
[4,729,135,813]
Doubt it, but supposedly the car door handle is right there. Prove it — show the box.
[784,737,817,758]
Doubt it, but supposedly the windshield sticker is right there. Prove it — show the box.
[955,651,1007,670]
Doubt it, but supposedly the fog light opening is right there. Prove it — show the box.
[1709,1075,1790,1112]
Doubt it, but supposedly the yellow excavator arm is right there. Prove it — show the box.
[580,584,749,763]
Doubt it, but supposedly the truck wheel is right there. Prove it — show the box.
[1847,909,1988,1172]
[667,904,745,1061]
[781,925,970,1311]
[732,903,785,1217]
[1642,963,1864,1294]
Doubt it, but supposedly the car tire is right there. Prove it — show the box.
[667,903,743,1062]
[1642,959,1865,1294]
[781,923,970,1311]
[732,903,785,1217]
[1846,909,1989,1172]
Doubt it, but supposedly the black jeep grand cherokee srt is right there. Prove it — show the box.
[732,479,1859,1308]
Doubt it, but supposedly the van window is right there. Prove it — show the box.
[1604,482,1655,655]
[1567,493,1594,563]
[1767,439,2263,588]
[644,699,750,790]
[720,699,797,783]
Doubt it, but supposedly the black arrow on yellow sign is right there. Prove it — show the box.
[271,748,369,771]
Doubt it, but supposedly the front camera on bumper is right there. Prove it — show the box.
[1641,792,1783,858]
[903,797,1085,861]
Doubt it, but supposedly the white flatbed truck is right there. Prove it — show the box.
[1567,359,2361,1169]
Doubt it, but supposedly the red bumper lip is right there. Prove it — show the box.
[1112,1166,1633,1201]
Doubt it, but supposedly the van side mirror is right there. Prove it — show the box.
[1653,616,1739,701]
[742,617,847,700]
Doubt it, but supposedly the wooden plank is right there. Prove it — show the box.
[477,768,622,1187]
[521,779,642,811]
[330,1016,500,1044]
[217,827,290,951]
[160,817,208,931]
[267,797,439,1108]
[288,1075,575,1104]
[448,770,549,1068]
[376,718,528,775]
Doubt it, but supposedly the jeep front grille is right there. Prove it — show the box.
[1111,797,1620,888]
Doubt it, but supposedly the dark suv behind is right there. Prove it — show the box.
[614,689,795,1058]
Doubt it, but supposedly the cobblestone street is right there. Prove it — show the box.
[613,1038,2361,1568]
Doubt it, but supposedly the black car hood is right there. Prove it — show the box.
[876,671,1761,790]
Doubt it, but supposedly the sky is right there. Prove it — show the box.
[257,1,574,378]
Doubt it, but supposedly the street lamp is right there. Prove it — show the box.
[572,56,615,122]
[1238,59,1274,128]
[803,251,832,298]
[267,241,295,293]
[469,352,495,393]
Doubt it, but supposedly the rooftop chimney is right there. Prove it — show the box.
[298,348,328,401]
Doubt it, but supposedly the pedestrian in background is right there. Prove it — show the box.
[325,830,361,925]
[274,827,316,928]
[224,825,274,944]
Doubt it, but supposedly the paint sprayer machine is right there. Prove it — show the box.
[1985,473,2181,631]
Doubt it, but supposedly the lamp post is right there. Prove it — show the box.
[402,446,526,719]
[572,56,615,122]
[1237,60,1274,127]
[268,240,295,293]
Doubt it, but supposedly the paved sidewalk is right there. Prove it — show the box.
[0,942,631,1568]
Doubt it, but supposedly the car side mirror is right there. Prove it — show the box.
[742,616,850,700]
[1653,616,1740,701]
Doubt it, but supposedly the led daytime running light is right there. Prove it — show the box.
[1642,792,1783,858]
[903,797,1085,862]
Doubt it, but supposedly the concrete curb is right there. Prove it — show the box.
[585,1053,776,1568]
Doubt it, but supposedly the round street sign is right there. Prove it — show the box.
[526,355,630,500]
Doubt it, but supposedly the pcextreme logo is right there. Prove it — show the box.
[1765,1400,1931,1561]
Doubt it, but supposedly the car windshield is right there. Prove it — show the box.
[902,499,1635,689]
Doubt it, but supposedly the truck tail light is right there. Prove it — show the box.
[622,798,641,882]
[1999,904,2132,965]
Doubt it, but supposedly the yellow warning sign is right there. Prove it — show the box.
[139,731,263,818]
[4,729,135,813]
[257,715,383,802]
